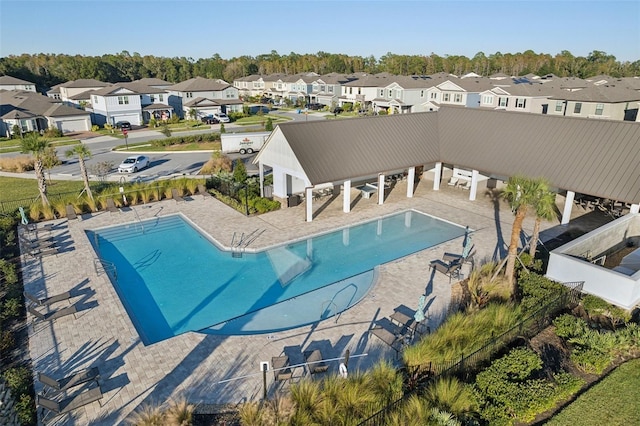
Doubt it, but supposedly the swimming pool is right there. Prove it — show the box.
[87,210,465,345]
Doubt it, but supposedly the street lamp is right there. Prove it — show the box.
[244,182,250,216]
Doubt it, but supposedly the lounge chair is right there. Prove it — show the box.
[37,384,102,417]
[106,198,119,213]
[197,184,212,198]
[172,188,185,203]
[430,259,462,282]
[271,355,293,382]
[28,303,79,323]
[390,309,419,337]
[65,205,77,220]
[29,247,59,258]
[24,290,73,307]
[38,367,100,393]
[447,177,459,187]
[459,180,471,190]
[369,326,405,357]
[305,349,329,374]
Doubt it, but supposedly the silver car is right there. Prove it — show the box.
[118,155,150,173]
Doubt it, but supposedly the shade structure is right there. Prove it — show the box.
[414,295,426,323]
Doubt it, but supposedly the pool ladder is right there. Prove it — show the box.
[321,300,341,324]
[230,229,264,258]
[95,258,117,282]
[132,208,145,234]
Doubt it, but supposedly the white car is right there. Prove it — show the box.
[118,155,150,173]
[213,112,230,123]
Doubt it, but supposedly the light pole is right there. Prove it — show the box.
[244,182,250,216]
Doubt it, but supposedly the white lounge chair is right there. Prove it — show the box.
[447,177,459,186]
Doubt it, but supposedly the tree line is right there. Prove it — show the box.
[1,49,638,93]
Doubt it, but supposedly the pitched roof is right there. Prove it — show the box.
[0,75,35,85]
[133,78,172,86]
[0,90,90,118]
[58,79,110,88]
[271,107,640,204]
[168,76,231,92]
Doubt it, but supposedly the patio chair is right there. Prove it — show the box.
[430,259,462,282]
[37,384,102,417]
[65,205,77,220]
[197,184,212,198]
[106,198,119,213]
[24,290,73,307]
[459,180,471,190]
[29,247,59,258]
[271,355,293,382]
[172,188,185,203]
[38,367,100,393]
[305,349,329,374]
[390,309,420,338]
[28,303,79,323]
[447,177,459,187]
[369,326,405,357]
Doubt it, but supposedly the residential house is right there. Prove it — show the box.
[49,79,111,109]
[0,75,37,92]
[89,85,143,126]
[282,73,318,104]
[311,73,360,107]
[166,77,241,118]
[341,73,395,110]
[234,75,266,99]
[0,90,91,136]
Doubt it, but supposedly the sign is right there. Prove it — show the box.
[122,128,128,136]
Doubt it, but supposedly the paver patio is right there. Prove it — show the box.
[21,176,610,425]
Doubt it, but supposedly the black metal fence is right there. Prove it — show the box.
[357,281,584,426]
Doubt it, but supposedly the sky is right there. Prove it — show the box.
[1,0,639,62]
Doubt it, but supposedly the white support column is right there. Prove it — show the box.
[433,162,442,191]
[377,174,385,205]
[259,163,264,197]
[305,187,313,222]
[406,167,415,198]
[343,180,351,213]
[630,204,640,214]
[469,169,479,201]
[561,190,575,225]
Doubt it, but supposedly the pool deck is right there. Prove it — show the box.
[22,177,611,425]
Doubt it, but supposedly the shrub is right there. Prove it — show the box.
[2,366,31,397]
[43,127,63,138]
[1,298,21,320]
[15,393,35,425]
[250,197,281,214]
[91,124,100,132]
[518,272,567,314]
[553,314,589,338]
[571,347,614,374]
[581,294,631,328]
[0,156,35,172]
[0,330,16,353]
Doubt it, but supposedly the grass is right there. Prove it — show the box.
[118,141,221,152]
[0,138,81,153]
[0,176,86,202]
[233,114,292,126]
[546,358,640,425]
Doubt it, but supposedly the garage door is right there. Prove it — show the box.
[57,119,90,133]
[112,114,141,126]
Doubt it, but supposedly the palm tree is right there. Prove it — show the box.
[21,133,50,206]
[529,187,557,258]
[502,176,548,288]
[66,144,94,202]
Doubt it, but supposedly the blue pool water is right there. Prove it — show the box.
[87,211,465,345]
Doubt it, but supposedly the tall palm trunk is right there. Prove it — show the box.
[78,156,93,201]
[505,207,526,288]
[529,217,542,258]
[34,158,49,206]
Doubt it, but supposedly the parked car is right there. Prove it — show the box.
[118,155,150,173]
[201,115,219,124]
[306,103,324,110]
[331,107,344,114]
[213,112,230,123]
[115,121,131,130]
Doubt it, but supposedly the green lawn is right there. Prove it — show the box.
[117,141,221,152]
[0,176,86,202]
[547,358,640,425]
[0,138,81,153]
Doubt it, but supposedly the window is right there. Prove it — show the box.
[574,102,582,113]
[349,87,352,95]
[357,88,361,95]
[186,92,193,98]
[118,96,129,105]
[430,92,437,100]
[481,95,492,105]
[454,93,463,103]
[380,89,384,97]
[443,93,450,102]
[555,101,563,112]
[499,97,508,107]
[93,96,98,104]
[595,103,604,115]
[159,94,164,102]
[388,90,392,98]
[328,86,333,93]
[515,98,526,108]
[421,90,425,98]
[150,95,155,103]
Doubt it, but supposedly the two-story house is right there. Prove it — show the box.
[166,77,241,118]
[311,73,360,107]
[282,73,318,103]
[89,85,144,126]
[48,79,111,109]
[0,75,37,92]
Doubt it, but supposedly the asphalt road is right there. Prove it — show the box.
[2,109,329,183]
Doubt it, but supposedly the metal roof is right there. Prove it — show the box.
[278,112,441,184]
[272,107,640,204]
